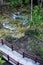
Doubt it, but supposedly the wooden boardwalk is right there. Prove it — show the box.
[0,39,43,65]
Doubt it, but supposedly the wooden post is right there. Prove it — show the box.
[23,52,24,58]
[35,56,37,63]
[31,0,33,21]
[17,62,19,65]
[11,45,13,51]
[1,39,4,45]
[7,55,9,61]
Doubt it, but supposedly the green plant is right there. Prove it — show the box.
[25,29,40,37]
[10,0,22,7]
[29,42,43,59]
[33,6,43,26]
[0,51,5,65]
[25,0,30,3]
[5,35,14,43]
[0,58,5,65]
[33,6,39,24]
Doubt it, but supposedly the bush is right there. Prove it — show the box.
[5,35,14,43]
[25,29,39,36]
[10,0,23,7]
[29,42,43,59]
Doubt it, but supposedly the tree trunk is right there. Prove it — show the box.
[31,0,33,21]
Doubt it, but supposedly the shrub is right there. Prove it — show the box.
[29,42,43,59]
[10,0,22,7]
[25,29,39,36]
[5,35,14,43]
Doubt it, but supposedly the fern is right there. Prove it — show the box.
[25,0,30,3]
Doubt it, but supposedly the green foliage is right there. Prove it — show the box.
[0,16,6,20]
[0,50,5,64]
[33,6,43,26]
[39,47,43,59]
[25,29,40,36]
[25,6,43,59]
[9,0,30,7]
[29,42,43,59]
[0,58,5,64]
[10,0,22,7]
[33,6,40,24]
[25,0,30,3]
[29,21,33,28]
[5,35,14,43]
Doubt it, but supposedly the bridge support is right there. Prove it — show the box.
[23,52,25,58]
[7,55,9,61]
[11,45,13,51]
[35,56,38,63]
[17,62,19,65]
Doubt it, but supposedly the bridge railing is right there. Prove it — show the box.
[2,51,22,65]
[0,39,43,64]
[24,52,43,63]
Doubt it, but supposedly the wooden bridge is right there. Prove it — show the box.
[0,39,43,65]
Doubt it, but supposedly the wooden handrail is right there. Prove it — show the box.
[24,52,43,63]
[2,51,22,65]
[0,39,43,64]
